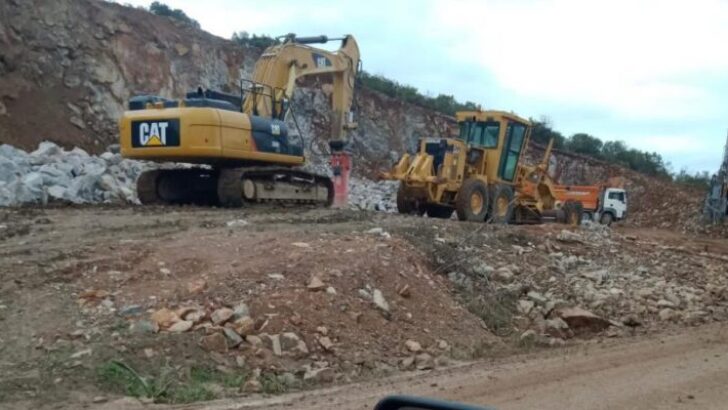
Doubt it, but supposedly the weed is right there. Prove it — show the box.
[169,384,216,403]
[259,372,287,394]
[96,360,173,401]
[189,366,248,388]
[466,288,519,337]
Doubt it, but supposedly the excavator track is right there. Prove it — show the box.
[217,167,334,207]
[137,167,334,207]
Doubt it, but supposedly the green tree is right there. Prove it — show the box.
[565,133,603,157]
[358,71,477,116]
[149,1,200,28]
[528,117,566,148]
[673,169,711,188]
[231,32,280,49]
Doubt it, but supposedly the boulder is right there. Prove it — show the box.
[372,289,390,312]
[200,333,228,353]
[555,307,611,333]
[223,328,243,347]
[280,332,308,354]
[150,308,179,329]
[167,320,193,333]
[211,307,234,325]
[404,339,422,353]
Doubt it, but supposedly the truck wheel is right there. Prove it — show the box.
[489,184,514,224]
[426,204,454,219]
[563,200,583,226]
[600,212,614,226]
[455,179,489,221]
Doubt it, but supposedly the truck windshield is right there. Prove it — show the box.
[458,121,499,148]
[608,191,626,202]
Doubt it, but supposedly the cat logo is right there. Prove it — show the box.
[312,53,332,68]
[131,119,180,148]
[270,123,281,136]
[139,121,169,146]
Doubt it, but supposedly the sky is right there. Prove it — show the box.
[119,0,728,173]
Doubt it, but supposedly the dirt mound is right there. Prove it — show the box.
[71,218,495,384]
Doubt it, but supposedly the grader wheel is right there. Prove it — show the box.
[563,200,584,226]
[396,184,424,215]
[455,179,489,221]
[490,184,514,224]
[426,204,454,219]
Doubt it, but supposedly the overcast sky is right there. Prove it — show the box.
[119,0,728,173]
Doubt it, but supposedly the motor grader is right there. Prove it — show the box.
[382,110,584,224]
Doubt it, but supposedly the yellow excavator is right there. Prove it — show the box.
[118,34,360,207]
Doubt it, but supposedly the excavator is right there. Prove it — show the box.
[704,132,728,223]
[118,34,360,207]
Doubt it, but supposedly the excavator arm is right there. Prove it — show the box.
[242,34,360,149]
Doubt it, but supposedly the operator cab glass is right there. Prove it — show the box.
[498,122,527,182]
[458,121,500,148]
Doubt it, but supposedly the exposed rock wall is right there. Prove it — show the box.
[0,0,450,173]
[0,0,251,151]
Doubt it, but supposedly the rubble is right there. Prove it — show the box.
[0,142,147,206]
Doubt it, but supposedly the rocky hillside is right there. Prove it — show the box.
[0,0,712,232]
[0,0,449,168]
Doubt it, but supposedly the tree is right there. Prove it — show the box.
[528,117,566,148]
[231,32,279,49]
[674,169,711,188]
[149,1,200,28]
[565,133,603,157]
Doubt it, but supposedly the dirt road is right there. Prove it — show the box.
[191,324,728,410]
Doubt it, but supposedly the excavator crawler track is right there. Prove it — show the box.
[137,167,333,207]
[218,167,334,208]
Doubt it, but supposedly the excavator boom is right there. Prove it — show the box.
[244,34,360,147]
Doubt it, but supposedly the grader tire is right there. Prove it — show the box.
[489,184,514,224]
[426,204,454,219]
[396,184,422,215]
[455,179,489,222]
[563,200,584,226]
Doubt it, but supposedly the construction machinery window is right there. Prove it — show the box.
[499,123,527,182]
[608,191,625,202]
[459,121,499,148]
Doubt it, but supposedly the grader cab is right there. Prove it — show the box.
[382,110,583,224]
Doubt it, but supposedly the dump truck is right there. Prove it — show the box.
[382,110,627,225]
[525,183,627,225]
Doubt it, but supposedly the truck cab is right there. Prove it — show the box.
[596,187,627,225]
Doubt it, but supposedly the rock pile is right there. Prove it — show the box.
[348,177,398,212]
[0,142,147,206]
[0,142,401,211]
[435,222,728,346]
